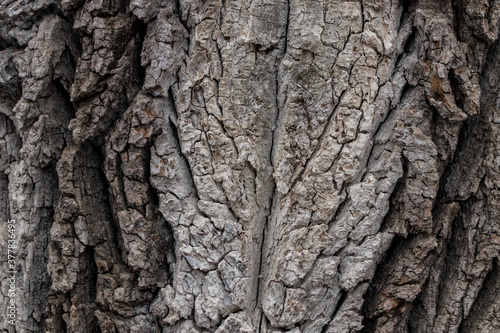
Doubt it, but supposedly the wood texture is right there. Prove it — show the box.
[1,0,500,332]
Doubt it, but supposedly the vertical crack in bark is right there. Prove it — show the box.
[458,258,500,332]
[321,290,348,333]
[145,134,177,284]
[255,1,289,328]
[167,89,203,207]
[131,19,148,94]
[285,88,347,197]
[283,0,291,56]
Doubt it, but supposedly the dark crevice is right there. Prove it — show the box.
[86,143,129,286]
[255,6,289,323]
[0,174,9,223]
[369,82,411,165]
[408,275,433,333]
[71,14,147,146]
[271,82,282,165]
[123,0,131,14]
[361,315,377,333]
[0,54,22,106]
[286,89,347,196]
[379,154,408,233]
[450,0,463,41]
[430,102,441,143]
[360,81,411,191]
[31,160,60,332]
[256,214,268,296]
[448,70,464,110]
[436,37,499,203]
[166,90,210,223]
[87,141,153,326]
[255,187,275,311]
[436,113,484,203]
[0,36,20,51]
[54,79,76,121]
[321,290,348,333]
[131,18,148,93]
[327,193,349,236]
[51,143,112,333]
[407,201,461,329]
[89,246,98,302]
[145,134,177,284]
[393,27,417,76]
[144,147,157,208]
[403,27,417,53]
[359,153,419,329]
[173,0,185,25]
[458,258,500,333]
[398,0,417,32]
[61,313,68,332]
[257,311,266,333]
[89,141,123,258]
[360,0,365,32]
[480,38,500,91]
[161,212,177,283]
[332,289,348,318]
[71,245,100,332]
[34,3,70,23]
[30,208,55,332]
[361,234,405,311]
[283,0,291,56]
[167,89,200,201]
[0,113,21,164]
[433,202,468,320]
[88,89,133,148]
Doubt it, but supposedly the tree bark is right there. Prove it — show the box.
[1,0,500,332]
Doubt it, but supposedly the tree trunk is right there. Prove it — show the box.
[1,0,500,332]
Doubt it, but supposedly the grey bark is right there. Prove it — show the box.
[1,0,500,332]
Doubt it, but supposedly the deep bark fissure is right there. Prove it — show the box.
[458,258,500,333]
[321,290,348,333]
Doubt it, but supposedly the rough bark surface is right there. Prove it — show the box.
[1,0,500,332]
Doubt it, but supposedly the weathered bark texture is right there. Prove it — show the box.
[1,0,500,332]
